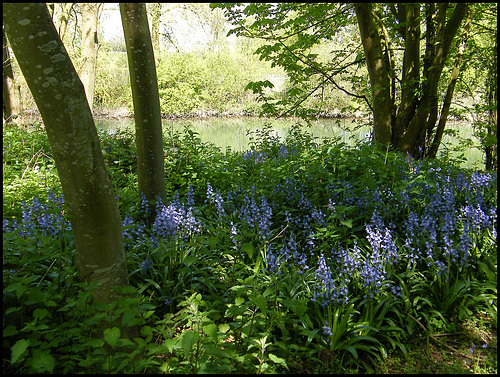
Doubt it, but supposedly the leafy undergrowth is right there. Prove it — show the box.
[3,123,497,373]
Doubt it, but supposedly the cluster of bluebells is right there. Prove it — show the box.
[3,191,70,240]
[3,146,497,320]
[152,192,201,244]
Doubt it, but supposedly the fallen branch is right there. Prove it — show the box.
[407,313,486,362]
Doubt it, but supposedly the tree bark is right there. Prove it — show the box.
[428,6,473,158]
[3,3,130,308]
[394,3,468,157]
[393,3,420,145]
[49,3,73,43]
[121,3,166,223]
[355,3,393,147]
[79,3,100,112]
[3,26,23,124]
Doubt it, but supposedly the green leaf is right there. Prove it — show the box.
[163,338,178,353]
[268,353,288,370]
[11,339,30,364]
[340,219,353,228]
[84,338,105,347]
[33,308,51,322]
[235,297,245,306]
[478,261,496,282]
[104,327,121,347]
[181,329,199,357]
[250,294,268,316]
[141,325,153,341]
[31,349,55,373]
[241,243,254,259]
[3,325,19,337]
[26,288,46,304]
[203,323,218,342]
[218,323,230,334]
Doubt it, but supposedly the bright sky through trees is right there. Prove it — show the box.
[100,3,234,52]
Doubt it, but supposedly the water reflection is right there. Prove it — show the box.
[95,116,482,169]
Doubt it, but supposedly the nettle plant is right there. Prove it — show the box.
[3,126,497,373]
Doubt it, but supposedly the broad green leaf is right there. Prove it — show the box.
[104,327,121,347]
[218,323,230,334]
[340,219,353,228]
[33,308,51,322]
[268,353,288,369]
[11,339,30,364]
[181,329,199,357]
[250,294,268,316]
[235,297,245,306]
[203,323,218,342]
[163,338,178,353]
[31,349,55,373]
[241,243,254,259]
[3,325,19,337]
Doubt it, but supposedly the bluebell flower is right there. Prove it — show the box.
[187,184,195,208]
[265,246,280,274]
[141,258,152,271]
[258,196,272,240]
[313,253,346,306]
[206,182,214,203]
[229,221,239,250]
[322,325,333,337]
[153,197,201,243]
[214,189,225,219]
[140,193,150,218]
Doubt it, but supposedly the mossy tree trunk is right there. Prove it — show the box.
[121,3,166,224]
[356,3,469,158]
[79,3,100,112]
[3,26,23,124]
[3,3,130,310]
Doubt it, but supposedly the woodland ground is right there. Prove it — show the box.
[3,123,497,374]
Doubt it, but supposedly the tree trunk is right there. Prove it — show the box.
[485,30,497,171]
[3,26,23,124]
[356,3,468,158]
[396,3,468,157]
[3,3,130,310]
[121,3,166,224]
[49,3,73,43]
[428,6,473,158]
[79,3,100,112]
[355,3,393,147]
[393,3,420,145]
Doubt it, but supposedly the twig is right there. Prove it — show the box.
[407,314,486,362]
[21,147,43,180]
[268,223,289,243]
[432,332,464,337]
[36,259,56,287]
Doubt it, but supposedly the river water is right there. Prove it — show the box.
[94,116,484,170]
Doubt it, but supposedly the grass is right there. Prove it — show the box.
[3,122,497,374]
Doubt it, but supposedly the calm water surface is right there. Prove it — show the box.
[95,116,484,169]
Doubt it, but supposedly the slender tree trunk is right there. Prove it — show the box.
[3,26,23,124]
[429,6,473,158]
[485,30,497,171]
[397,3,468,157]
[121,3,166,224]
[355,3,393,147]
[393,3,420,146]
[79,3,100,112]
[3,3,131,311]
[49,3,73,43]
